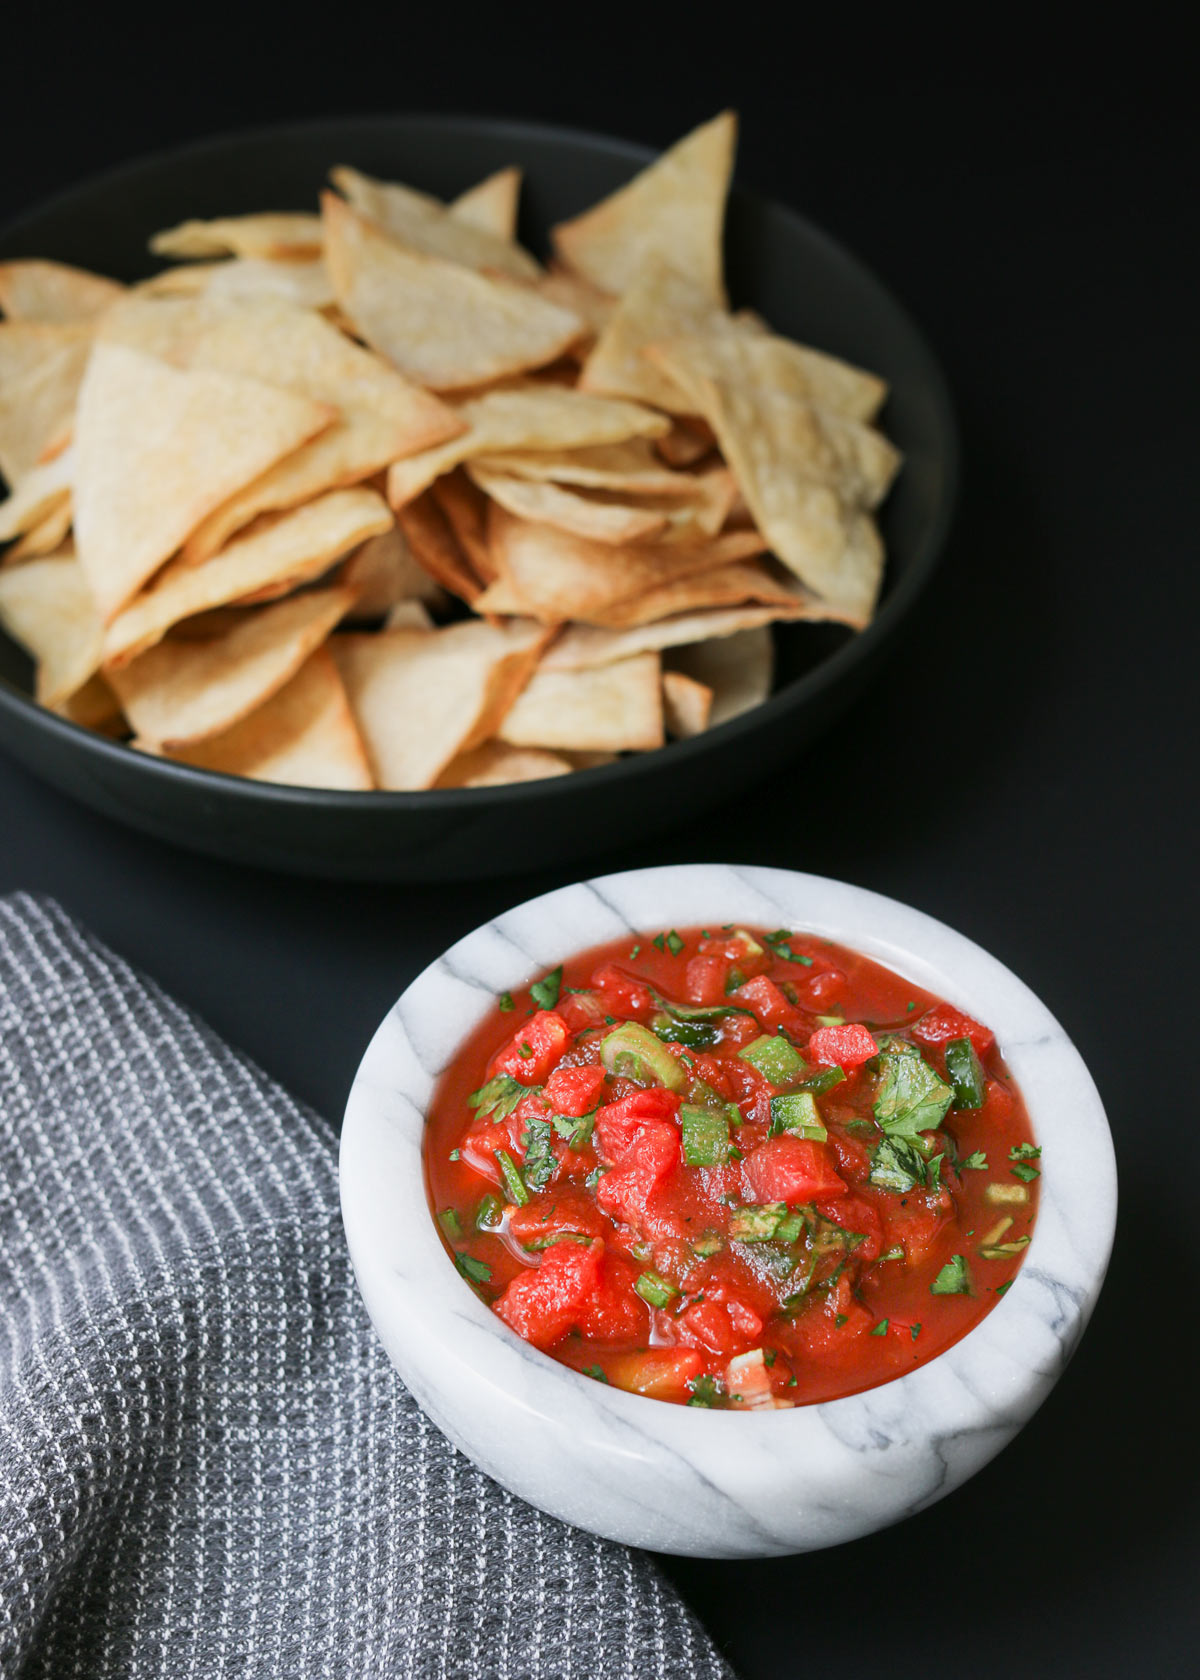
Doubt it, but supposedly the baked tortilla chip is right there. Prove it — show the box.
[102,486,391,665]
[552,111,736,302]
[330,617,551,789]
[330,166,539,280]
[656,417,715,468]
[662,668,713,738]
[385,383,668,508]
[0,260,124,323]
[3,495,74,562]
[339,524,446,620]
[142,646,373,789]
[667,625,775,727]
[0,545,103,706]
[498,652,664,753]
[450,168,523,241]
[646,334,899,624]
[535,266,617,341]
[0,321,93,485]
[541,604,794,670]
[57,671,123,732]
[478,506,769,623]
[579,255,733,412]
[137,255,335,311]
[468,465,670,545]
[0,446,73,544]
[323,193,578,391]
[470,437,695,497]
[435,741,572,788]
[107,585,355,748]
[74,343,336,621]
[395,491,484,606]
[150,212,324,261]
[430,471,495,581]
[580,557,822,630]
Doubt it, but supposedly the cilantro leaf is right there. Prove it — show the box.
[455,1252,492,1285]
[498,991,515,1012]
[550,1108,597,1151]
[1009,1142,1042,1161]
[931,1254,972,1295]
[582,1364,608,1383]
[961,1150,988,1170]
[764,929,814,965]
[530,965,563,1011]
[665,929,685,957]
[521,1116,557,1192]
[870,1318,889,1337]
[467,1073,526,1123]
[687,1374,726,1408]
[873,1040,954,1141]
[869,1135,928,1194]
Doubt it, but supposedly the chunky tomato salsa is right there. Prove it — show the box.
[424,926,1039,1409]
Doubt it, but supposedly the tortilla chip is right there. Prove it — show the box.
[323,193,580,392]
[552,111,736,302]
[468,465,670,545]
[139,254,336,311]
[385,383,669,508]
[0,260,124,323]
[102,486,391,665]
[471,437,700,499]
[330,166,539,280]
[435,741,572,788]
[141,646,373,789]
[541,604,795,670]
[449,168,522,241]
[74,343,336,621]
[0,447,73,544]
[498,652,664,753]
[395,492,483,606]
[330,617,551,789]
[646,334,900,624]
[667,625,775,726]
[383,598,435,632]
[150,213,324,261]
[3,495,74,562]
[56,671,123,732]
[656,417,715,468]
[430,471,495,580]
[478,506,769,623]
[661,669,713,738]
[107,585,355,748]
[579,557,828,630]
[0,546,103,706]
[339,524,446,620]
[0,321,93,485]
[536,265,617,340]
[579,255,731,412]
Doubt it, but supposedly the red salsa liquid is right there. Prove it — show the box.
[424,925,1039,1409]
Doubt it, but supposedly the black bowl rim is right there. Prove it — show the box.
[0,110,959,814]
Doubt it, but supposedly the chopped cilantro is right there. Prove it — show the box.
[518,1042,533,1058]
[835,1313,848,1328]
[1009,1142,1042,1161]
[455,1252,492,1285]
[911,1322,922,1340]
[665,929,685,956]
[467,1073,526,1123]
[530,965,563,1011]
[764,929,813,965]
[629,945,641,959]
[652,933,666,952]
[763,1349,777,1367]
[869,1135,928,1194]
[584,1165,604,1190]
[925,1151,946,1192]
[498,991,515,1012]
[870,1319,889,1337]
[995,1280,1013,1296]
[961,1150,988,1170]
[879,1244,905,1262]
[931,1254,972,1295]
[551,1108,597,1152]
[1011,1162,1041,1183]
[582,1364,608,1383]
[873,1040,954,1141]
[604,1014,616,1026]
[448,1148,460,1162]
[906,1001,917,1011]
[521,1116,557,1192]
[687,1374,725,1408]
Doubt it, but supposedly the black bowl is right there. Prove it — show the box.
[0,114,957,881]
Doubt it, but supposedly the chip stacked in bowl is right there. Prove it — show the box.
[0,113,900,791]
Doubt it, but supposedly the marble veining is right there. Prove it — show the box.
[340,864,1118,1557]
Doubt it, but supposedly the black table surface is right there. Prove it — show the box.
[2,17,1196,1679]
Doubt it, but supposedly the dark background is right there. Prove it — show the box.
[2,11,1196,1677]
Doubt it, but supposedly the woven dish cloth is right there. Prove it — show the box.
[0,894,732,1680]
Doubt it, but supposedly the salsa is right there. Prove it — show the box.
[424,925,1039,1409]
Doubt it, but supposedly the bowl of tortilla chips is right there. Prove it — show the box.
[0,113,956,880]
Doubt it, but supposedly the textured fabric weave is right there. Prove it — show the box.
[0,895,731,1680]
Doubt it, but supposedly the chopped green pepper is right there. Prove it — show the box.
[768,1091,827,1141]
[739,1033,805,1084]
[680,1103,732,1166]
[945,1036,986,1109]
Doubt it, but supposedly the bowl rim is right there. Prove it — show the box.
[341,861,1116,1447]
[0,111,958,811]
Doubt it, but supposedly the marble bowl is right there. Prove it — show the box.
[340,864,1116,1557]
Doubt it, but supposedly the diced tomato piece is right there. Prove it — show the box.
[459,1113,524,1181]
[591,963,654,1018]
[507,1192,607,1248]
[884,1200,951,1266]
[807,1022,878,1068]
[545,1063,607,1116]
[799,966,846,1007]
[683,954,730,1006]
[595,1121,680,1225]
[580,1254,645,1340]
[677,1300,737,1356]
[816,1194,884,1261]
[744,1136,847,1204]
[491,1011,570,1085]
[725,1296,764,1340]
[911,1003,994,1055]
[829,1129,873,1181]
[791,1284,874,1357]
[732,975,809,1036]
[605,1347,705,1400]
[494,1238,604,1350]
[698,933,770,976]
[557,990,604,1032]
[594,1089,681,1162]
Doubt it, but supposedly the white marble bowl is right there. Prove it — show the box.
[340,864,1116,1557]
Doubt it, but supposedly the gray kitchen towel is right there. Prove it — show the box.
[0,894,732,1680]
